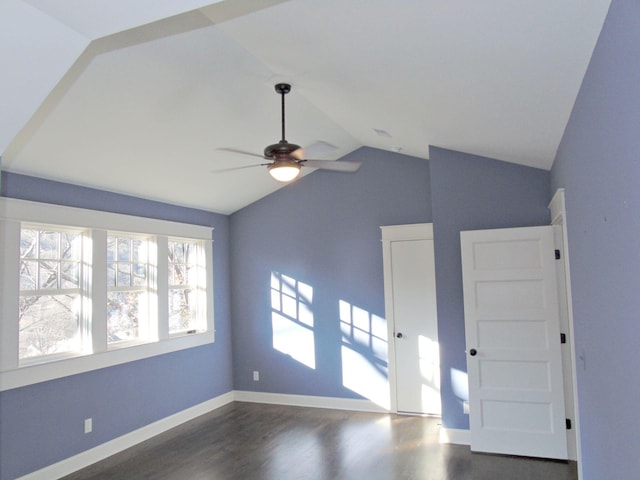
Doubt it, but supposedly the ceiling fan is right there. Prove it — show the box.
[219,83,361,182]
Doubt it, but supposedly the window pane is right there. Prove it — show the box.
[133,263,147,286]
[107,291,144,344]
[21,229,37,258]
[170,242,185,264]
[20,260,37,290]
[60,233,81,260]
[169,288,196,333]
[117,238,131,261]
[117,263,131,286]
[170,263,186,286]
[38,231,59,259]
[38,261,59,289]
[61,261,80,288]
[19,294,80,359]
[133,239,146,262]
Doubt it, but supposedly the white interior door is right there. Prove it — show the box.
[381,224,440,416]
[460,225,567,459]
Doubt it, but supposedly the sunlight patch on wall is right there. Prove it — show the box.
[419,335,441,414]
[340,300,389,409]
[271,272,315,369]
[450,368,469,401]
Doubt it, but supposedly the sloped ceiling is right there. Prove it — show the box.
[0,0,611,214]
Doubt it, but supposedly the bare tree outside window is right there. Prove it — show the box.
[19,228,83,359]
[168,239,205,333]
[107,235,149,344]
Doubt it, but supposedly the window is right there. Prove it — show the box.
[19,226,86,360]
[107,234,152,345]
[168,239,206,334]
[0,197,214,391]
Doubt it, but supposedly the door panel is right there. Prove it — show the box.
[381,224,440,416]
[461,225,567,459]
[391,238,440,415]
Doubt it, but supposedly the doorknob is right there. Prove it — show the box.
[396,332,403,339]
[469,348,477,356]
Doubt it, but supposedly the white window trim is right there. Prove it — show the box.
[0,197,214,392]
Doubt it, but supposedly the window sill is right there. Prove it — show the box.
[0,330,214,392]
[18,350,88,368]
[107,338,155,351]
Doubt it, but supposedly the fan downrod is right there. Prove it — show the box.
[264,82,300,159]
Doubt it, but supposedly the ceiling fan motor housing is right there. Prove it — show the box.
[264,140,301,159]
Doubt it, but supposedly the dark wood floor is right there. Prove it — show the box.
[62,402,577,480]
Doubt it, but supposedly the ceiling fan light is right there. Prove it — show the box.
[268,163,301,182]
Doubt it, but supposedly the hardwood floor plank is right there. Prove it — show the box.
[61,402,577,480]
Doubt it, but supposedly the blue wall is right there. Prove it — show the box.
[0,173,233,480]
[429,146,551,430]
[229,147,431,398]
[551,1,638,478]
[228,144,551,428]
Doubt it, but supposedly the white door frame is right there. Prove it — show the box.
[549,188,582,474]
[381,223,438,414]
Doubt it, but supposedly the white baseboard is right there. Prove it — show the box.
[233,390,389,413]
[439,427,470,445]
[18,391,234,480]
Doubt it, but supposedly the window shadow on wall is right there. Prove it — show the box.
[269,272,391,407]
[339,300,390,409]
[270,272,316,370]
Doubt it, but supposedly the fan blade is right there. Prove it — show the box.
[303,141,339,158]
[217,148,265,160]
[303,159,362,172]
[211,164,265,173]
[292,141,339,161]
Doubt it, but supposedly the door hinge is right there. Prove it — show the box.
[566,418,572,430]
[555,249,561,260]
[560,333,567,344]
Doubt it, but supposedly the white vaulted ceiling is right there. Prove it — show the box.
[0,0,611,214]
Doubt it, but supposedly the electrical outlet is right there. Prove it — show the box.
[253,371,259,381]
[463,401,470,414]
[84,418,93,434]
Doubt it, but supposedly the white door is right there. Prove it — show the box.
[381,224,440,416]
[460,225,567,459]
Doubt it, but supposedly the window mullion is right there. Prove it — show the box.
[0,220,20,371]
[156,236,169,340]
[91,230,108,353]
